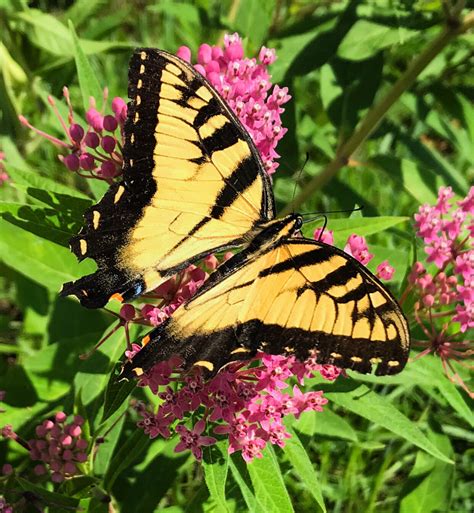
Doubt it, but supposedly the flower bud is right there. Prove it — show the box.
[63,153,80,171]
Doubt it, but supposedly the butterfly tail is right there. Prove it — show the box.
[60,269,145,309]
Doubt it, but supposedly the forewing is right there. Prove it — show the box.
[61,49,274,308]
[123,238,410,378]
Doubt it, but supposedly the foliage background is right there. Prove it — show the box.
[0,0,473,512]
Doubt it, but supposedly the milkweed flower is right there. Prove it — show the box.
[409,186,473,395]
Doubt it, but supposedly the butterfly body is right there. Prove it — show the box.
[62,48,410,378]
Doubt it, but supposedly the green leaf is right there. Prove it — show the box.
[5,165,91,200]
[399,429,453,513]
[0,218,95,291]
[323,381,453,464]
[101,361,136,423]
[305,216,409,246]
[202,441,231,513]
[232,0,274,49]
[68,20,103,111]
[293,408,358,442]
[247,444,294,513]
[283,428,326,512]
[16,476,79,508]
[103,429,151,491]
[229,454,265,512]
[338,20,418,60]
[93,412,126,476]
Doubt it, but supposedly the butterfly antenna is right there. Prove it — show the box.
[291,152,310,214]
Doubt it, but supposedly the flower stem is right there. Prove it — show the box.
[283,11,474,215]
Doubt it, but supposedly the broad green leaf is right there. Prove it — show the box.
[399,430,453,513]
[69,20,103,111]
[103,430,151,490]
[283,428,326,512]
[338,20,418,60]
[5,165,91,200]
[202,441,231,513]
[232,0,274,49]
[0,219,95,291]
[247,444,294,513]
[323,381,453,464]
[293,408,358,442]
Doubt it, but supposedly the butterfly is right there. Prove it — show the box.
[61,48,410,378]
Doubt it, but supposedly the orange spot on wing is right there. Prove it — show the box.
[110,292,124,303]
[142,335,151,346]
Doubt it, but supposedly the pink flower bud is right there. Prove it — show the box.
[101,135,116,153]
[84,132,100,148]
[80,152,95,170]
[73,415,84,426]
[68,424,82,437]
[376,261,395,281]
[50,460,62,472]
[35,425,47,437]
[76,438,88,450]
[51,472,64,483]
[76,452,88,462]
[120,304,136,321]
[176,46,191,62]
[194,64,206,77]
[99,160,117,178]
[86,108,103,131]
[33,464,46,475]
[63,153,80,171]
[63,449,74,460]
[112,97,127,116]
[198,44,212,64]
[63,461,77,474]
[422,294,435,307]
[69,124,84,143]
[2,463,13,475]
[55,411,67,423]
[313,228,334,245]
[103,115,118,132]
[60,435,73,447]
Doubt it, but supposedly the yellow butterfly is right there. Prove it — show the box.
[61,49,410,378]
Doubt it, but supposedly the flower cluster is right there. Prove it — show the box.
[136,353,339,462]
[313,228,395,280]
[0,498,13,513]
[28,412,88,483]
[177,33,290,175]
[19,89,127,182]
[409,186,473,393]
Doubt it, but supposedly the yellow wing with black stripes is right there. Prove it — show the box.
[122,219,410,378]
[61,49,274,308]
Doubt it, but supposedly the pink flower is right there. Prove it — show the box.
[377,260,395,281]
[314,228,334,245]
[174,420,216,461]
[344,235,374,265]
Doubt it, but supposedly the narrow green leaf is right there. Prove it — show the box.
[247,444,294,513]
[93,413,126,476]
[284,428,326,512]
[229,455,263,512]
[68,20,103,111]
[304,216,409,246]
[293,408,358,442]
[101,361,137,423]
[324,382,453,464]
[103,430,151,491]
[202,441,231,513]
[16,476,79,508]
[232,0,274,48]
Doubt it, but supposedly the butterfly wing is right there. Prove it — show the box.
[61,49,274,308]
[123,236,410,378]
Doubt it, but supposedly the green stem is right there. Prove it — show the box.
[282,11,474,215]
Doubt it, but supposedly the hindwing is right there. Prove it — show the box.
[61,49,274,308]
[123,232,410,378]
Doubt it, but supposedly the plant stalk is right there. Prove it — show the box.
[282,11,474,215]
